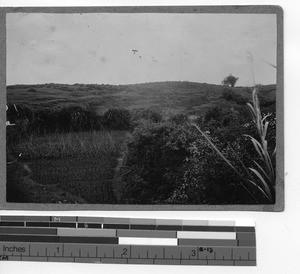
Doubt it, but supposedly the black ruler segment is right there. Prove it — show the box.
[130,224,156,230]
[0,227,57,235]
[0,235,60,243]
[50,222,76,228]
[0,216,256,266]
[0,222,25,227]
[26,222,50,227]
[157,225,182,231]
[77,223,102,229]
[103,224,129,229]
[182,226,208,231]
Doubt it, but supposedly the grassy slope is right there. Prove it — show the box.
[7,82,276,115]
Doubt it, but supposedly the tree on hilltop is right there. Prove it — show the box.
[222,74,239,87]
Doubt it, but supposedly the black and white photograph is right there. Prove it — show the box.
[3,7,283,209]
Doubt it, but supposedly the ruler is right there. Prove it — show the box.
[0,216,256,266]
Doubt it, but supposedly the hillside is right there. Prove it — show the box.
[7,81,276,116]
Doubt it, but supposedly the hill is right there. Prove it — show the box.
[7,81,276,116]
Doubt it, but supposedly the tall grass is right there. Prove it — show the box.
[10,130,128,159]
[193,88,275,203]
[245,88,275,202]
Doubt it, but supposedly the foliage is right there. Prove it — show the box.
[131,108,164,126]
[6,104,104,136]
[120,122,198,204]
[189,88,276,204]
[245,89,276,202]
[222,74,239,87]
[102,108,132,130]
[6,82,276,205]
[169,113,189,125]
[222,88,249,105]
[166,136,246,204]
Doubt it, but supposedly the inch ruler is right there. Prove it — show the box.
[0,216,256,266]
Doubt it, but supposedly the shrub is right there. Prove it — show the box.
[120,122,198,204]
[102,108,132,130]
[189,89,276,204]
[132,108,164,125]
[222,88,234,101]
[27,88,38,93]
[169,113,189,125]
[56,106,103,132]
[6,104,105,137]
[222,88,249,105]
[167,137,245,204]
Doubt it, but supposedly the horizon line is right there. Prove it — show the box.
[6,80,277,88]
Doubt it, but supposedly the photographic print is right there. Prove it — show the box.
[1,6,284,210]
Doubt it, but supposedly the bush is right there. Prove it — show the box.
[222,88,249,105]
[102,108,132,130]
[169,113,189,125]
[120,122,198,204]
[32,106,103,133]
[6,104,104,137]
[132,108,164,125]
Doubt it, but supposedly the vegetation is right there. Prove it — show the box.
[6,81,276,204]
[222,74,239,87]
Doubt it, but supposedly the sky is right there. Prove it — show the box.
[6,13,277,86]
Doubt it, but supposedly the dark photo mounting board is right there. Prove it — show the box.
[0,6,284,211]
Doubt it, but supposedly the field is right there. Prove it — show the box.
[7,130,128,203]
[6,81,276,204]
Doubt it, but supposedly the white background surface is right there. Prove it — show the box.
[0,0,299,273]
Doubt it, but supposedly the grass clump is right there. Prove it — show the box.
[245,88,276,202]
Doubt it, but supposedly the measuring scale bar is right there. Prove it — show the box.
[0,216,256,266]
[0,242,256,266]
